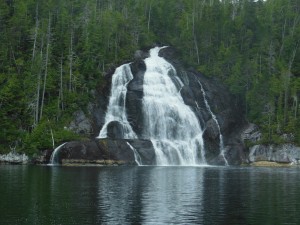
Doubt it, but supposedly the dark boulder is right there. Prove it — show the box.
[50,139,156,165]
[61,141,103,161]
[106,121,125,139]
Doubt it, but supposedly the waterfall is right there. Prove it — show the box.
[197,80,229,166]
[49,143,66,165]
[126,142,142,166]
[98,64,137,139]
[98,47,207,166]
[142,47,206,165]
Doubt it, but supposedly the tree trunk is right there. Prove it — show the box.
[69,30,73,92]
[147,2,152,32]
[283,43,298,124]
[192,11,200,64]
[40,14,51,120]
[35,38,44,125]
[279,18,287,58]
[32,3,39,62]
[58,54,64,112]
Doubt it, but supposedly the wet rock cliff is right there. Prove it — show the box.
[57,46,248,166]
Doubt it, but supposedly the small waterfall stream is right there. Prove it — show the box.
[126,142,142,165]
[197,80,229,166]
[48,143,66,165]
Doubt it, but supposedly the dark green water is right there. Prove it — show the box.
[1,165,300,225]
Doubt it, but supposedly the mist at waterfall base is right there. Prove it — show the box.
[98,47,227,166]
[2,165,300,225]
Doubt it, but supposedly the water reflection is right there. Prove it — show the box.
[141,167,204,224]
[95,166,205,224]
[1,166,300,225]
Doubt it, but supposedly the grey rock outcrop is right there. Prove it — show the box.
[69,110,92,135]
[249,144,300,164]
[242,123,262,143]
[0,152,29,164]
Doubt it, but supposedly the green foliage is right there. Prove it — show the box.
[22,120,81,155]
[1,0,300,154]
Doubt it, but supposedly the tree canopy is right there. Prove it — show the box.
[0,0,300,154]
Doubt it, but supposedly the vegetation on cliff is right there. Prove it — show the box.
[0,0,299,154]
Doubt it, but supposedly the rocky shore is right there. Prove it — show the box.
[0,152,29,164]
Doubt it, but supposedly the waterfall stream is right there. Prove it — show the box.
[197,80,228,166]
[126,142,142,166]
[48,143,66,165]
[98,64,137,139]
[142,47,206,165]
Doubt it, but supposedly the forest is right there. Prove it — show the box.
[0,0,300,155]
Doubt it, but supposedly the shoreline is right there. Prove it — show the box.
[1,160,300,168]
[249,161,299,168]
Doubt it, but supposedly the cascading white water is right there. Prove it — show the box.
[98,64,137,139]
[49,143,66,165]
[197,80,229,166]
[98,47,207,166]
[142,47,206,165]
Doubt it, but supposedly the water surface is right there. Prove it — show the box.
[0,165,300,225]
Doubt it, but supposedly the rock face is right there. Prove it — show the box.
[125,46,246,165]
[241,123,262,143]
[126,61,146,136]
[72,46,248,166]
[159,47,246,164]
[50,139,156,165]
[249,144,300,164]
[0,152,29,164]
[68,110,93,135]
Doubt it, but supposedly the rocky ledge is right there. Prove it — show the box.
[49,139,157,166]
[249,144,300,165]
[0,152,29,164]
